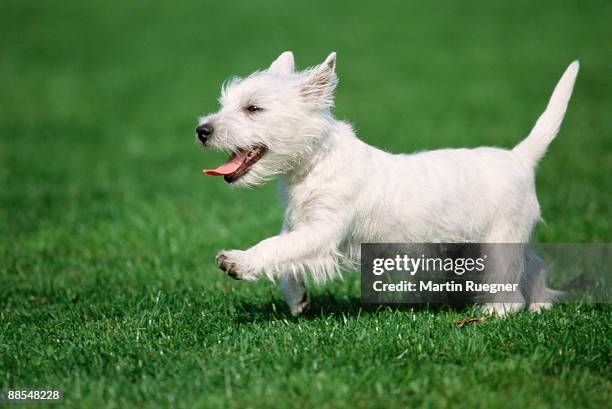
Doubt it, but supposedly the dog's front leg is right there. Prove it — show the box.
[216,223,344,282]
[277,223,308,316]
[279,274,309,316]
[216,228,314,316]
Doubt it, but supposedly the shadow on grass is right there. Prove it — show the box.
[234,292,467,324]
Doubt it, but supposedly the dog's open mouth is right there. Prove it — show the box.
[202,146,267,183]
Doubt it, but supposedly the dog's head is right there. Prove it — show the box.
[197,51,338,186]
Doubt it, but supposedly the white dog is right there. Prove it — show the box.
[196,52,579,316]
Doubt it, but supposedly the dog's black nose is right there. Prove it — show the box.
[196,123,214,144]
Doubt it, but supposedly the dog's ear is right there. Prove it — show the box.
[268,51,295,75]
[301,52,337,109]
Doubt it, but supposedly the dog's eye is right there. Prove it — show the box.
[245,105,263,113]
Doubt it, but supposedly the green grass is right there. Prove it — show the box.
[1,0,611,407]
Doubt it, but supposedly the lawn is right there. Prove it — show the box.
[0,0,610,408]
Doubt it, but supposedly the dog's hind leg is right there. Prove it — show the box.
[279,274,309,316]
[480,223,532,316]
[481,244,526,317]
[523,248,560,312]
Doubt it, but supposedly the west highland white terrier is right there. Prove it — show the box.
[196,52,579,316]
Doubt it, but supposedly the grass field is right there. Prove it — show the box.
[1,0,611,407]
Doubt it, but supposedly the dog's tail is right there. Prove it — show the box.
[513,61,579,166]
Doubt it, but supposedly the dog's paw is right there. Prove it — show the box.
[215,250,258,281]
[528,302,553,313]
[216,252,239,279]
[288,292,310,317]
[482,302,524,317]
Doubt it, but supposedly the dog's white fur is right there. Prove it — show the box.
[197,52,579,316]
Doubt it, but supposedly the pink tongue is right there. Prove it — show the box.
[203,150,249,176]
